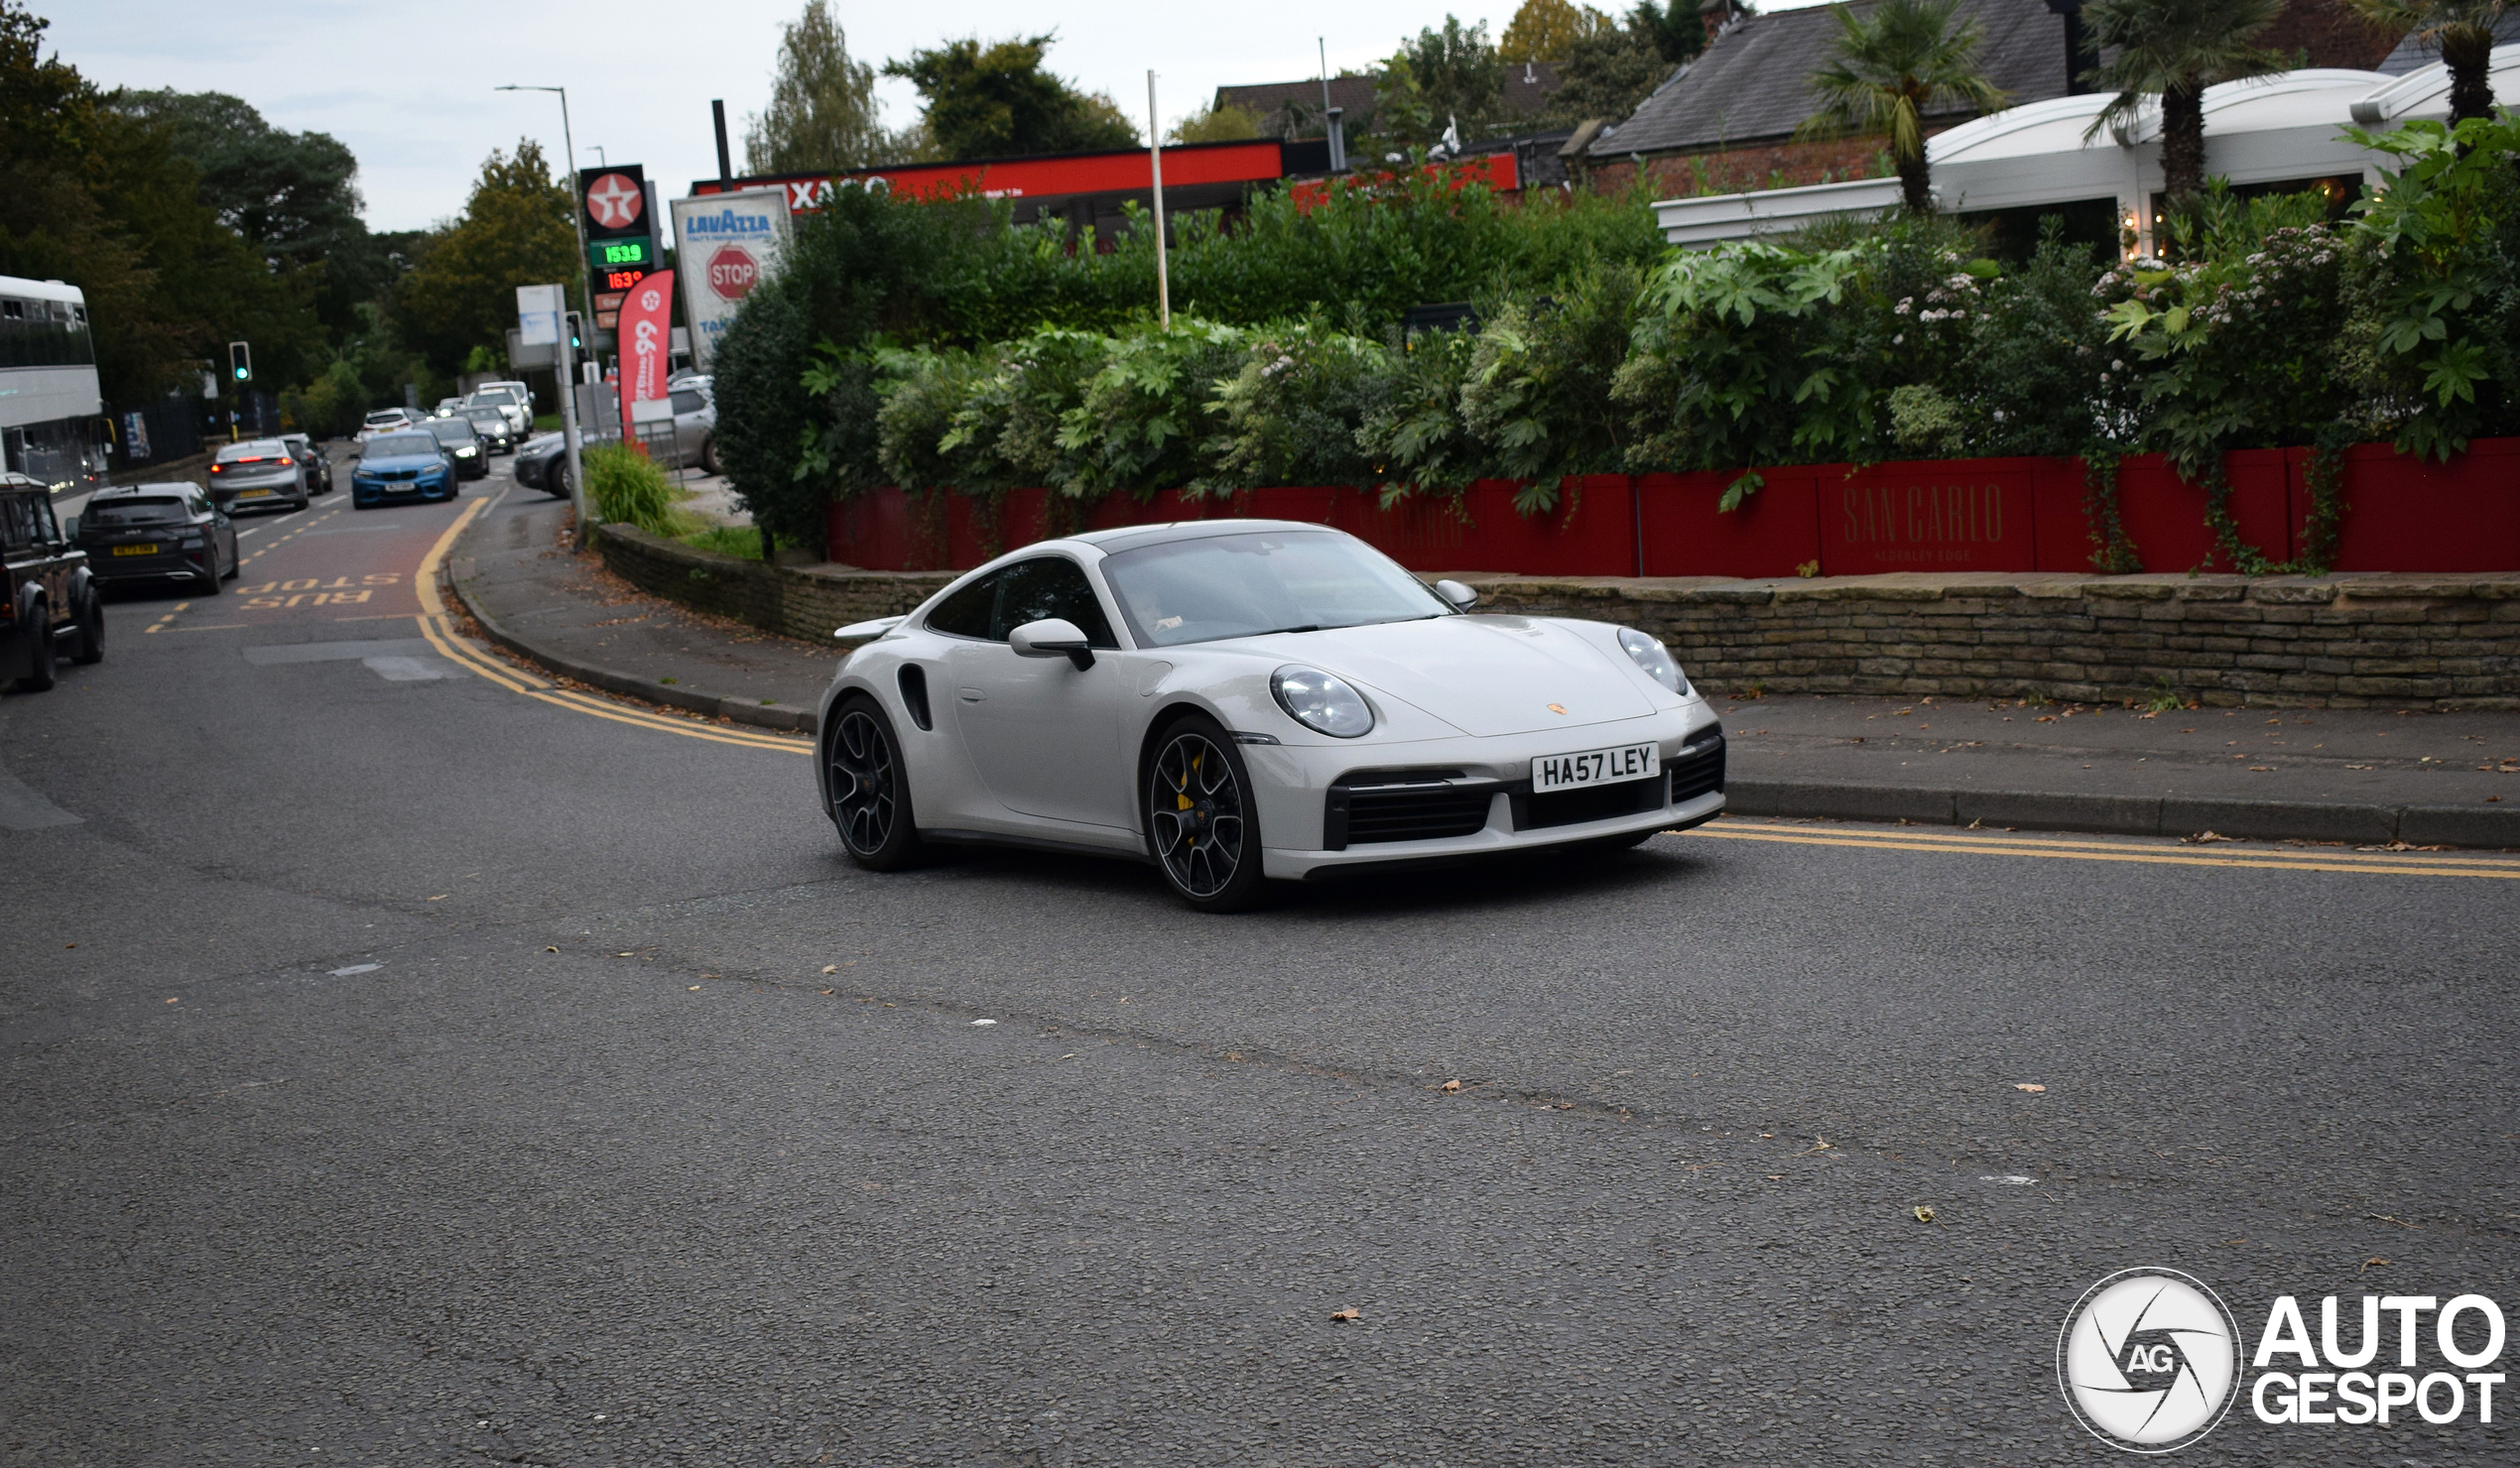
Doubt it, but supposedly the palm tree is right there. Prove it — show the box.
[2346,0,2509,124]
[2081,0,2286,213]
[1798,0,2008,214]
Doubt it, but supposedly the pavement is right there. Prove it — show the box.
[7,448,2519,1465]
[448,499,2520,847]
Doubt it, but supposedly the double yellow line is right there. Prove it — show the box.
[413,493,813,756]
[1694,819,2520,879]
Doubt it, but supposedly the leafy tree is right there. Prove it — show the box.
[1383,16,1505,146]
[1627,0,1718,63]
[743,0,891,174]
[106,88,384,346]
[1501,0,1618,61]
[392,140,577,378]
[1168,102,1263,144]
[2082,0,2286,211]
[1550,22,1679,125]
[882,36,1139,161]
[0,2,316,402]
[2343,0,2508,124]
[1797,0,2005,214]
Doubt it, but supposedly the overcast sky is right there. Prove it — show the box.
[50,0,1822,234]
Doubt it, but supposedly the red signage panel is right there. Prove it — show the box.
[616,270,676,444]
[695,140,1291,213]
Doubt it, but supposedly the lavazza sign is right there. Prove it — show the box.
[2057,1269,2507,1453]
[668,190,791,374]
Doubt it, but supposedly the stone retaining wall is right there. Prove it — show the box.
[601,525,2520,709]
[597,524,951,643]
[1466,571,2520,709]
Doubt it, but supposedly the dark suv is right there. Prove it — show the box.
[75,483,237,595]
[1,474,102,691]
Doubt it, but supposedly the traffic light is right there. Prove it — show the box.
[565,311,584,353]
[228,340,252,384]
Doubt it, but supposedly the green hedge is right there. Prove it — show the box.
[720,115,2520,570]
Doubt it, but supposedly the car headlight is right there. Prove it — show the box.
[1618,628,1689,695]
[456,445,477,457]
[1271,666,1374,738]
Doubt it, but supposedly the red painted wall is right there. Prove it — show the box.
[822,438,2520,579]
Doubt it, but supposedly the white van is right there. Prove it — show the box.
[464,383,534,437]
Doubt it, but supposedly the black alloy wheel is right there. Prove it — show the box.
[15,603,56,691]
[547,462,570,501]
[1145,715,1267,913]
[827,697,920,870]
[70,590,102,666]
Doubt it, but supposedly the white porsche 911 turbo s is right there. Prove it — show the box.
[816,520,1725,911]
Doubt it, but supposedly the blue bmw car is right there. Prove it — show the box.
[350,429,458,510]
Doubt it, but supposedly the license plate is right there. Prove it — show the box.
[112,543,159,556]
[1532,741,1660,792]
[240,489,273,498]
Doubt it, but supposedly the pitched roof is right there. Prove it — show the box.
[1215,74,1382,136]
[2375,10,2520,74]
[1588,0,2075,156]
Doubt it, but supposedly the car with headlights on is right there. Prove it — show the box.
[73,482,235,597]
[459,407,515,455]
[419,415,489,479]
[464,383,533,437]
[206,437,312,514]
[816,521,1725,912]
[349,430,457,509]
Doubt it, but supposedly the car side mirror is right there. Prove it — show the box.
[1435,578,1479,610]
[1009,617,1094,670]
[62,515,76,540]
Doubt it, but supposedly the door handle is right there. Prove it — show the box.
[957,686,985,702]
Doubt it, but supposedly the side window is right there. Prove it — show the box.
[0,494,31,550]
[991,556,1117,648]
[28,494,56,543]
[923,569,1001,640]
[670,390,705,415]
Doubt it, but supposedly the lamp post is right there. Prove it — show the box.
[1147,70,1170,328]
[497,83,592,532]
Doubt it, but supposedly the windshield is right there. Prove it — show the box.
[426,420,473,442]
[1099,531,1449,649]
[85,496,189,528]
[216,440,288,462]
[365,434,439,458]
[463,410,505,428]
[364,412,405,426]
[468,388,519,406]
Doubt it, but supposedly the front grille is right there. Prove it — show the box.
[1669,732,1726,803]
[1518,777,1665,830]
[1324,770,1492,849]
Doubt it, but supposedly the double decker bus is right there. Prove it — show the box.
[0,275,109,494]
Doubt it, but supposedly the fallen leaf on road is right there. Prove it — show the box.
[821,965,837,974]
[2014,1083,2047,1093]
[427,895,447,902]
[63,942,74,948]
[544,946,559,953]
[165,997,180,1004]
[2249,766,2275,772]
[1439,1079,1461,1093]
[1914,1206,1937,1224]
[1328,1308,1359,1322]
[688,985,702,991]
[2181,831,2236,844]
[2035,715,2058,723]
[971,1019,997,1027]
[2363,1257,2389,1272]
[819,990,833,996]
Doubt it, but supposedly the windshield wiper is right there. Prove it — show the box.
[1246,624,1323,637]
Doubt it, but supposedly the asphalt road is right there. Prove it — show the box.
[4,452,2516,1467]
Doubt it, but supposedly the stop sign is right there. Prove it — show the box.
[705,245,761,302]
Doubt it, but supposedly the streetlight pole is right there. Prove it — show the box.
[1146,70,1169,329]
[498,83,592,532]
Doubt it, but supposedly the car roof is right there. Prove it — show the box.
[1068,519,1354,555]
[91,482,202,499]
